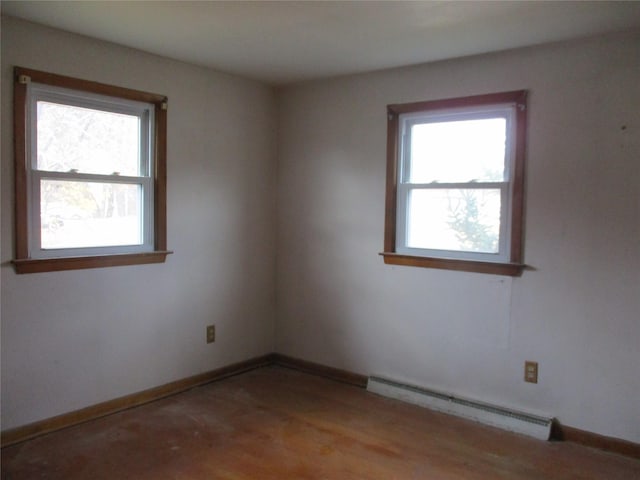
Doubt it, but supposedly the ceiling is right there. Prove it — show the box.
[3,1,640,86]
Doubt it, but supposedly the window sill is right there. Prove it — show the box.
[13,251,173,274]
[380,252,525,276]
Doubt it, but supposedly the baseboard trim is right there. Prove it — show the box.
[271,353,368,388]
[3,353,638,460]
[551,422,640,459]
[0,353,275,448]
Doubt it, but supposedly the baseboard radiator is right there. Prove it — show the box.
[367,376,553,441]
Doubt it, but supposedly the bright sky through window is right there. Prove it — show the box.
[37,101,141,176]
[409,118,506,184]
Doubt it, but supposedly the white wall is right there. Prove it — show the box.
[1,17,277,430]
[276,31,640,443]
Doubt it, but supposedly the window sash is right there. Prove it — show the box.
[395,104,517,264]
[28,84,154,176]
[26,82,155,258]
[399,109,513,185]
[29,172,154,258]
[396,183,511,262]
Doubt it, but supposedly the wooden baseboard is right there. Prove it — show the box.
[551,421,640,459]
[3,353,638,461]
[271,353,368,388]
[1,354,275,448]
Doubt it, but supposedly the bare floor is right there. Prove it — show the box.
[2,366,639,479]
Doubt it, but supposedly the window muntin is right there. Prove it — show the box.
[13,67,170,274]
[383,91,527,276]
[27,84,154,258]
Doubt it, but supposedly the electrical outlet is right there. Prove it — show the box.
[524,361,538,383]
[206,325,215,344]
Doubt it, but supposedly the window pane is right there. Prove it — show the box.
[407,189,500,253]
[41,180,143,249]
[37,101,141,176]
[409,118,506,183]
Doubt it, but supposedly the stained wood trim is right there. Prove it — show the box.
[13,71,29,259]
[14,66,166,104]
[380,252,525,276]
[271,353,368,388]
[387,90,528,115]
[510,90,528,263]
[154,102,168,251]
[0,354,275,448]
[384,106,399,253]
[13,251,173,274]
[552,422,640,460]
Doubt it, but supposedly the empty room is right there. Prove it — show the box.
[1,1,639,478]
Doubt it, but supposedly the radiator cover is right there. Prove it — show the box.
[367,375,553,441]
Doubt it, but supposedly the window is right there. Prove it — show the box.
[13,67,171,273]
[382,91,527,276]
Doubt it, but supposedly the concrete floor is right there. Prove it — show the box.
[2,366,639,479]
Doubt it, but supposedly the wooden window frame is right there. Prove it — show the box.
[381,90,527,276]
[12,67,171,274]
